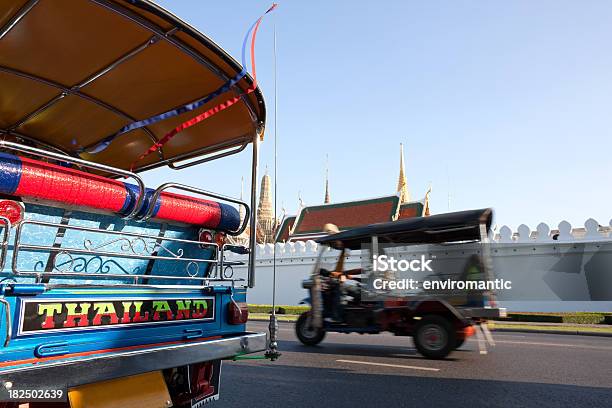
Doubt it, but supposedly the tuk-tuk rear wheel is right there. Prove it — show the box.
[295,312,326,346]
[413,315,455,359]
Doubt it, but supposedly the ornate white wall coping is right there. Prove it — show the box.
[226,217,612,261]
[496,218,611,243]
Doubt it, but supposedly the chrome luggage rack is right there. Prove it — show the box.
[11,219,245,285]
[0,141,252,288]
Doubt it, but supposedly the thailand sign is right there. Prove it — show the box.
[18,297,215,335]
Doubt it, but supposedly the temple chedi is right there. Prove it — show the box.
[233,144,431,245]
[256,169,277,243]
[229,172,278,246]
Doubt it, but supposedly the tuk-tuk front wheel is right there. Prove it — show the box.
[295,312,326,346]
[413,315,455,359]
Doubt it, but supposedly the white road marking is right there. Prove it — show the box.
[336,359,440,372]
[496,340,612,351]
[489,334,527,338]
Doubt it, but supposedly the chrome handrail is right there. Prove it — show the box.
[141,183,250,236]
[11,219,229,285]
[168,140,249,170]
[0,141,146,219]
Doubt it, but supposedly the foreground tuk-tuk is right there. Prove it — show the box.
[295,208,507,359]
[0,1,271,406]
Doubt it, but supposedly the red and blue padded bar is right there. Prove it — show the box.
[0,152,240,231]
[123,183,240,231]
[0,152,128,212]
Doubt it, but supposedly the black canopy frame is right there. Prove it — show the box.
[317,209,494,250]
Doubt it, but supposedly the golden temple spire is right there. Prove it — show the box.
[397,143,410,204]
[424,184,432,216]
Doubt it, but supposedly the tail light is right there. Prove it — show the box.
[228,301,248,324]
[0,200,24,226]
[214,231,226,248]
[198,229,213,249]
[463,325,476,338]
[198,229,227,250]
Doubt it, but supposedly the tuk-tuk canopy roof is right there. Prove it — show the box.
[317,208,494,250]
[0,0,265,172]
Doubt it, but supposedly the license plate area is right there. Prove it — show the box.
[68,371,172,408]
[165,360,222,407]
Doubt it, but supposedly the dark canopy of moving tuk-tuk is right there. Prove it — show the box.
[317,208,493,250]
[0,0,265,173]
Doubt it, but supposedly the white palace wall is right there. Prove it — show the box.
[227,218,612,312]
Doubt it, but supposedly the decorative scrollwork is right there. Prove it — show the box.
[186,261,200,277]
[223,265,234,279]
[83,237,184,259]
[34,260,44,272]
[153,244,184,259]
[15,220,226,282]
[53,255,139,275]
[53,251,74,272]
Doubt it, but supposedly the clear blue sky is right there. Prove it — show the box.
[149,0,611,232]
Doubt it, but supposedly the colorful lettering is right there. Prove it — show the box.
[131,301,150,323]
[192,300,208,319]
[175,300,191,320]
[37,303,63,329]
[92,302,119,325]
[152,301,173,321]
[63,302,91,327]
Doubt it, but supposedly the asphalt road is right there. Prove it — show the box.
[219,321,612,408]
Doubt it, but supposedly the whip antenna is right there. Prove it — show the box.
[265,18,281,361]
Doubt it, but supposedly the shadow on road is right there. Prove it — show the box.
[276,338,466,361]
[219,363,611,408]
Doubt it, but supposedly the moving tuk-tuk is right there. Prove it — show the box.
[0,1,272,406]
[295,208,507,359]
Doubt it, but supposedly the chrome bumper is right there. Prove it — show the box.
[0,332,267,391]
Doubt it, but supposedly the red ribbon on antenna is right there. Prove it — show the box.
[130,3,278,171]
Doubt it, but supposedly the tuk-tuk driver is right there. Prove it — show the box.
[321,224,363,321]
